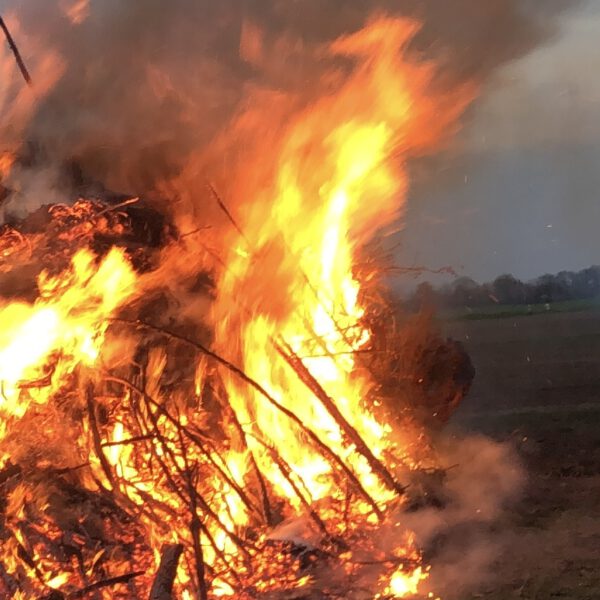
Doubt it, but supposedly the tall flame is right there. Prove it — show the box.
[209,17,471,595]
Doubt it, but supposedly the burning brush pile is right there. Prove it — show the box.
[0,9,482,600]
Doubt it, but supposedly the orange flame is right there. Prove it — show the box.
[208,16,471,595]
[0,248,136,424]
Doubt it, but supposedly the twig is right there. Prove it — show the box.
[0,15,32,85]
[207,182,249,246]
[93,197,139,218]
[85,383,116,490]
[68,570,145,599]
[149,544,183,600]
[101,433,155,448]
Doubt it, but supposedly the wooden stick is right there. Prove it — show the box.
[85,383,116,489]
[177,431,209,600]
[276,340,405,498]
[149,544,183,600]
[0,16,32,85]
[69,571,145,599]
[207,182,249,246]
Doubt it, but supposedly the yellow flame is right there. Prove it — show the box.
[0,247,136,421]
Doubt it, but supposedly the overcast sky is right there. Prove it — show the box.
[400,0,600,284]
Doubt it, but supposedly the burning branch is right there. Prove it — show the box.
[0,15,32,85]
[276,340,405,498]
[85,383,117,490]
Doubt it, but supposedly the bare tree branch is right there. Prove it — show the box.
[0,15,32,85]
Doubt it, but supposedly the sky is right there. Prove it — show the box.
[400,0,600,284]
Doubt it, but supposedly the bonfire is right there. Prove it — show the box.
[0,9,476,600]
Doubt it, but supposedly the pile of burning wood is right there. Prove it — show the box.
[0,198,472,599]
[0,8,482,597]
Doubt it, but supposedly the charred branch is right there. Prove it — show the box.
[0,15,31,85]
[149,544,183,600]
[85,383,116,489]
[207,183,249,246]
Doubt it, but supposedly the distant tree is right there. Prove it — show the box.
[410,281,437,310]
[531,273,571,303]
[573,266,600,299]
[447,277,489,308]
[406,264,600,314]
[492,274,527,305]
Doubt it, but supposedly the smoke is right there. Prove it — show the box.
[0,0,581,218]
[400,433,525,598]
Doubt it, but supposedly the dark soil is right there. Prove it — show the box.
[443,311,600,599]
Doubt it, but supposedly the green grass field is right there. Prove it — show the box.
[442,297,600,321]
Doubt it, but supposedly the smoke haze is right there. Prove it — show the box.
[0,0,581,214]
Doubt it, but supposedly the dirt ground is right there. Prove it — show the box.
[442,311,600,599]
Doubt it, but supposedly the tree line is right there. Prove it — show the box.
[408,266,600,311]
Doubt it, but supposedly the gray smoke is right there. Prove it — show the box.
[0,0,581,205]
